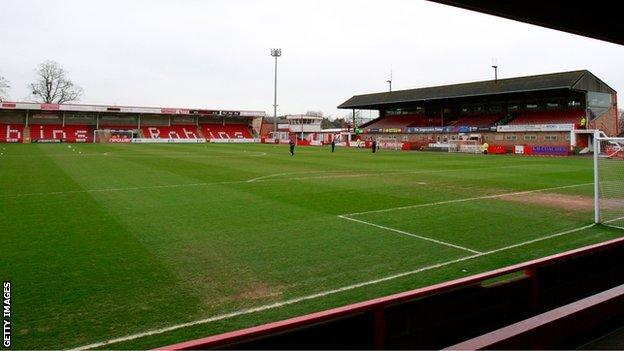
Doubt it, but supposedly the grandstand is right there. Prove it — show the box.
[339,70,618,154]
[0,101,264,143]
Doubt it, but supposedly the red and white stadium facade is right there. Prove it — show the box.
[0,101,265,143]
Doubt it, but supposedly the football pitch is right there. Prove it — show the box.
[2,143,624,349]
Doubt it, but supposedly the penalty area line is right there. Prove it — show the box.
[341,182,594,217]
[69,222,601,350]
[338,215,482,254]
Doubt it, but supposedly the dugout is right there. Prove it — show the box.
[338,70,618,155]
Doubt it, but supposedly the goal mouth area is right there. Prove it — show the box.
[448,140,482,154]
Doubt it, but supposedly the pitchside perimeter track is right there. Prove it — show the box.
[1,143,623,349]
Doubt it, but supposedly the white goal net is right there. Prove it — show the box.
[596,135,624,227]
[94,129,134,143]
[448,140,481,154]
[377,137,401,150]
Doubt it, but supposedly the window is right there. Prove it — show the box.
[508,104,519,111]
[588,91,612,120]
[524,135,537,141]
[565,135,570,141]
[588,92,612,108]
[484,135,489,141]
[505,135,517,141]
[495,134,504,141]
[544,135,558,141]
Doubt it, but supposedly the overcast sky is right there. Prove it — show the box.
[0,0,622,118]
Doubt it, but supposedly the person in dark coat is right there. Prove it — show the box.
[331,138,336,153]
[371,139,377,153]
[289,139,295,156]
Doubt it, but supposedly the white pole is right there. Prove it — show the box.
[594,130,601,223]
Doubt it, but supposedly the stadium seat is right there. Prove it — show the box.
[455,114,502,127]
[141,126,201,139]
[0,123,24,142]
[30,124,93,142]
[508,110,583,125]
[98,125,137,131]
[367,115,439,129]
[200,124,253,139]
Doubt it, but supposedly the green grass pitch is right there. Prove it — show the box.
[1,143,623,349]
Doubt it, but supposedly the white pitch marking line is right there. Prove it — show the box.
[246,170,355,183]
[69,222,609,351]
[338,215,482,254]
[341,182,594,217]
[246,172,303,183]
[602,216,624,231]
[604,215,624,224]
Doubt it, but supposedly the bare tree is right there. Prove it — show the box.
[343,110,374,128]
[0,75,9,102]
[29,60,83,104]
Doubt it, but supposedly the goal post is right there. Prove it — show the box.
[93,129,134,143]
[377,136,401,150]
[448,139,481,154]
[593,131,624,226]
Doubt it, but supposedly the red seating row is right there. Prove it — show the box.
[455,114,502,127]
[366,115,423,129]
[406,118,445,127]
[200,124,253,139]
[141,126,200,139]
[1,123,254,142]
[508,110,584,125]
[31,124,93,142]
[0,124,23,143]
[98,125,137,131]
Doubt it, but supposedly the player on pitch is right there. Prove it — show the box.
[289,138,295,156]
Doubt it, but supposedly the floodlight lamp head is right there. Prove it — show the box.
[271,48,282,57]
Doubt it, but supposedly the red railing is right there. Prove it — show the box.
[156,235,624,350]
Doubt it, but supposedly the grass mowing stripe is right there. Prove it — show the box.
[341,182,594,216]
[338,215,482,254]
[0,164,554,199]
[3,144,598,348]
[69,222,599,351]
